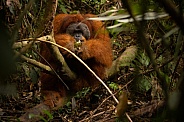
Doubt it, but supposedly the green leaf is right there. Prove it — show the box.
[43,110,53,120]
[60,4,67,14]
[135,76,152,93]
[109,82,119,91]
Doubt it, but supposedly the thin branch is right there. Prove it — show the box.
[35,49,69,90]
[14,50,52,72]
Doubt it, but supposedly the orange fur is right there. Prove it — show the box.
[40,14,113,108]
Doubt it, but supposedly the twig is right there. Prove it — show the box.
[14,50,52,72]
[35,49,69,90]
